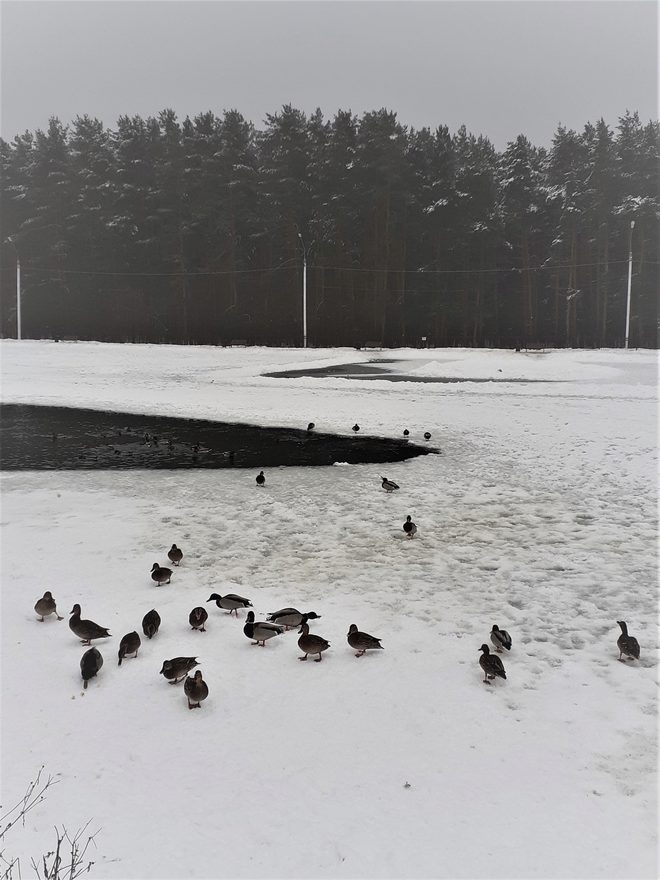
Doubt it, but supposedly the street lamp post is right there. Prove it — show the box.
[624,219,635,349]
[5,237,21,340]
[298,233,307,348]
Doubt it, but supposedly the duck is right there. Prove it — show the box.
[298,615,330,662]
[69,604,111,645]
[243,610,284,646]
[160,656,199,684]
[34,591,63,621]
[189,606,209,632]
[381,476,400,492]
[167,544,183,566]
[490,625,512,653]
[616,621,640,661]
[142,608,161,639]
[256,471,266,487]
[479,644,506,684]
[352,423,360,433]
[403,515,417,538]
[403,429,410,437]
[80,647,103,689]
[207,592,253,617]
[347,624,383,657]
[118,631,141,666]
[307,422,315,432]
[266,608,321,630]
[151,563,172,585]
[184,670,209,709]
[423,432,432,441]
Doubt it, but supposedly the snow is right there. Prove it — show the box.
[1,341,657,879]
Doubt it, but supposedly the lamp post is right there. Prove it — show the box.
[624,219,635,349]
[5,237,21,340]
[298,232,307,348]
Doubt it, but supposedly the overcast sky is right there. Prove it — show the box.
[1,0,657,149]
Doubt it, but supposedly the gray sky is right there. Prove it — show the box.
[1,0,657,149]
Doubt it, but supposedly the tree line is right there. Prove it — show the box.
[1,106,657,348]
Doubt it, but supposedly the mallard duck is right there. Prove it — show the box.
[142,608,161,639]
[424,432,432,441]
[490,625,512,652]
[167,544,183,566]
[616,621,640,661]
[151,563,172,585]
[256,471,266,486]
[160,656,199,684]
[34,591,63,621]
[347,624,383,657]
[298,615,330,662]
[352,423,360,433]
[307,422,315,432]
[381,476,400,492]
[184,670,209,709]
[479,644,506,683]
[189,606,209,632]
[80,647,103,689]
[403,515,417,538]
[118,631,141,666]
[266,608,321,630]
[243,610,284,646]
[207,592,253,617]
[69,605,111,645]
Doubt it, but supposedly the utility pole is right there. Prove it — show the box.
[298,233,307,348]
[624,219,635,349]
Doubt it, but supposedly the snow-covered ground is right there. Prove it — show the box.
[1,341,657,879]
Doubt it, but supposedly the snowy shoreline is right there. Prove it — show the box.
[1,341,657,879]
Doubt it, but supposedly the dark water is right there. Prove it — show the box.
[0,404,435,470]
[265,361,560,383]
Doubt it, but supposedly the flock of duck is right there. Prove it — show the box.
[33,523,642,707]
[31,423,642,706]
[32,541,391,710]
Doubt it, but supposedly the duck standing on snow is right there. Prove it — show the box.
[256,471,266,487]
[479,644,506,684]
[243,610,284,646]
[381,476,400,492]
[69,604,111,645]
[490,625,512,653]
[151,563,172,585]
[34,591,63,621]
[347,624,384,657]
[80,647,103,689]
[207,592,253,617]
[307,422,315,432]
[167,544,183,566]
[184,670,209,709]
[352,423,360,433]
[298,614,330,662]
[189,606,209,632]
[142,609,161,639]
[403,429,409,437]
[266,608,321,630]
[160,657,199,684]
[423,432,432,441]
[118,631,141,666]
[403,515,417,538]
[616,621,640,661]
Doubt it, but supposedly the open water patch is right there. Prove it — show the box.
[0,404,434,470]
[264,361,564,383]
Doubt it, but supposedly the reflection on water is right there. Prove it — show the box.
[0,404,434,470]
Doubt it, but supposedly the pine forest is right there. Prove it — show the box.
[1,106,657,348]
